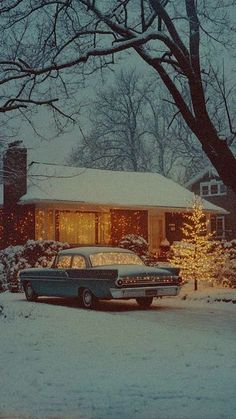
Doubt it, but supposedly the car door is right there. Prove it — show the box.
[39,255,72,296]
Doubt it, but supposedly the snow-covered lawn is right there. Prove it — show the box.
[0,285,235,419]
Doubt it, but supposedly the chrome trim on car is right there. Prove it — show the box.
[118,275,180,286]
[110,285,181,299]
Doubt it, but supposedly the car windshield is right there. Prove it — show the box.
[90,252,144,267]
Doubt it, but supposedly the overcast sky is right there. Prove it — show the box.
[8,3,236,167]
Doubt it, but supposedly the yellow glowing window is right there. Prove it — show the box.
[35,209,54,240]
[58,212,96,244]
[99,213,111,244]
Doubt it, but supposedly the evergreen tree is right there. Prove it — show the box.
[169,197,224,290]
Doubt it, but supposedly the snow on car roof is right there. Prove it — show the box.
[59,246,133,255]
[19,162,226,213]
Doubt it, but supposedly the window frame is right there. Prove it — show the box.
[200,180,227,197]
[210,215,225,238]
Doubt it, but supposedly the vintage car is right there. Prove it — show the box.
[19,246,182,309]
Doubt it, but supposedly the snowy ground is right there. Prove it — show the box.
[0,284,235,419]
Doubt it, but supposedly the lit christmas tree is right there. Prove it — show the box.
[169,197,224,290]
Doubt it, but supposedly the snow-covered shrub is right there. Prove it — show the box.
[0,245,24,289]
[0,262,6,292]
[213,240,236,287]
[0,240,70,288]
[118,234,149,257]
[118,234,160,265]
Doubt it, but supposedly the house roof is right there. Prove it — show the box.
[18,162,226,214]
[185,167,219,188]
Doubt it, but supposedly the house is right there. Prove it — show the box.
[186,167,236,240]
[0,142,227,253]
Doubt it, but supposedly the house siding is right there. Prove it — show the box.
[110,209,148,245]
[190,174,236,240]
[2,205,35,248]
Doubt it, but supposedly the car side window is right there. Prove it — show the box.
[57,255,72,268]
[72,255,86,269]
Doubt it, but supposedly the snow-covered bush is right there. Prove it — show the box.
[118,234,159,265]
[214,240,236,287]
[0,240,70,288]
[0,262,6,292]
[118,234,149,257]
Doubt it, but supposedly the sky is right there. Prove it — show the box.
[2,2,236,168]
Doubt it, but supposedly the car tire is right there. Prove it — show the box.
[24,282,38,301]
[81,288,95,309]
[136,297,153,309]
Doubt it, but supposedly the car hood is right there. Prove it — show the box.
[97,264,180,277]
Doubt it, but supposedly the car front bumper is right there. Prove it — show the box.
[110,285,181,299]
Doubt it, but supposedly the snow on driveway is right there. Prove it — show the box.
[0,288,235,419]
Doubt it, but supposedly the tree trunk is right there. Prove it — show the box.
[196,124,236,192]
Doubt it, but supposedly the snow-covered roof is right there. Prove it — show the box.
[19,162,226,213]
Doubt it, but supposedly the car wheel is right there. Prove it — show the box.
[136,297,153,309]
[24,282,38,301]
[81,288,95,309]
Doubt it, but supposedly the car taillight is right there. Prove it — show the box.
[116,279,123,287]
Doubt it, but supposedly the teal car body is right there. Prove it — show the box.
[19,246,182,309]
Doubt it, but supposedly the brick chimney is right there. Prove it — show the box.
[3,141,28,247]
[3,140,27,209]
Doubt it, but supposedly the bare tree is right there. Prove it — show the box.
[69,70,155,172]
[1,1,236,190]
[69,69,207,180]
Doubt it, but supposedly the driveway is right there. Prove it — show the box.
[0,291,235,419]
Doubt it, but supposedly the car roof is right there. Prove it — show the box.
[58,246,134,256]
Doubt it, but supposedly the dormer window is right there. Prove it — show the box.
[200,180,226,197]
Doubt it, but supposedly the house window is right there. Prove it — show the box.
[56,211,111,245]
[98,213,111,244]
[201,185,209,196]
[210,215,225,238]
[58,211,96,244]
[219,183,227,194]
[200,181,226,197]
[35,209,54,240]
[210,184,218,195]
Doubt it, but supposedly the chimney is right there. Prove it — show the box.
[3,140,27,208]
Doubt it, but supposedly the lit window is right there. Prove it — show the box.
[35,208,54,240]
[58,212,96,244]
